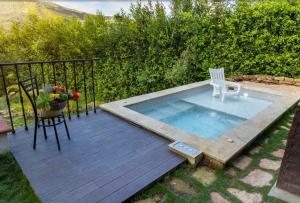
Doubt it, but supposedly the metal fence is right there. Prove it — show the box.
[0,59,101,133]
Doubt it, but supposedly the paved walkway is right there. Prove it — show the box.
[9,111,184,203]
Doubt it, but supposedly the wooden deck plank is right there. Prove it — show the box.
[101,155,182,203]
[8,110,184,202]
[39,141,167,199]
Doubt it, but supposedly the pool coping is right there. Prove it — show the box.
[100,80,300,164]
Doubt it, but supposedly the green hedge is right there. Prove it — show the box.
[0,0,299,101]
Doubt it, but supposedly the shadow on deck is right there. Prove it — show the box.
[8,110,184,203]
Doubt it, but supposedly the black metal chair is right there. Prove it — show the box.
[19,76,70,151]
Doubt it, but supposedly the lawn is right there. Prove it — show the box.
[131,109,295,203]
[0,153,40,202]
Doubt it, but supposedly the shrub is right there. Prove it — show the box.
[0,0,299,102]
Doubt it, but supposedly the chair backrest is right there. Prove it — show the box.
[19,76,39,118]
[209,68,225,86]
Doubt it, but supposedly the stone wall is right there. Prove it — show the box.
[228,75,300,87]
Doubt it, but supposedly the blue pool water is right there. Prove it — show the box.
[128,87,273,140]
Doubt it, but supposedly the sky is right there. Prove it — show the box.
[50,0,172,16]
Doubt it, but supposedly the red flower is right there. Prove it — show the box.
[53,86,59,91]
[53,86,66,92]
[72,91,80,101]
[58,87,66,92]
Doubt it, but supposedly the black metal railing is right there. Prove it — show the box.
[0,59,101,133]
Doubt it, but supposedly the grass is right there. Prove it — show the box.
[131,109,295,203]
[0,153,40,202]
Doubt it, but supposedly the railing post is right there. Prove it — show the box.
[15,64,28,130]
[63,62,71,120]
[1,66,15,133]
[41,62,45,86]
[82,61,88,115]
[72,61,79,118]
[91,60,96,113]
[28,64,36,101]
[52,63,57,86]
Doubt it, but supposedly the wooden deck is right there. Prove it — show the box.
[8,110,184,203]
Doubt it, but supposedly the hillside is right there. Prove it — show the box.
[0,1,87,29]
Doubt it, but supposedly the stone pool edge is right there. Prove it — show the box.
[100,80,300,166]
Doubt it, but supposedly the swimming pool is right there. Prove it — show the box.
[128,87,271,141]
[101,80,299,165]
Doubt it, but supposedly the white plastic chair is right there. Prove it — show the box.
[209,68,241,102]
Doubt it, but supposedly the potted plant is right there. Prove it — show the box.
[36,85,80,117]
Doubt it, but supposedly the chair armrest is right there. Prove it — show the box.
[210,82,221,88]
[225,81,241,88]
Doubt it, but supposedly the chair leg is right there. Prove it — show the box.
[52,118,61,151]
[62,113,70,140]
[212,87,217,97]
[212,86,221,97]
[33,117,38,150]
[41,118,47,140]
[221,94,225,102]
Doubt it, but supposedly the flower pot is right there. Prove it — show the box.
[38,101,67,118]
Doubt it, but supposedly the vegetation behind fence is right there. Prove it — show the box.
[0,0,299,129]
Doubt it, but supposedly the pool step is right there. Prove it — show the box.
[146,101,193,120]
[168,141,203,165]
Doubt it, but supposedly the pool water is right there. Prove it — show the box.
[128,88,272,140]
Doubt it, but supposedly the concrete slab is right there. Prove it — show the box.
[269,184,300,203]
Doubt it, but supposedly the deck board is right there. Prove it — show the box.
[9,110,184,203]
